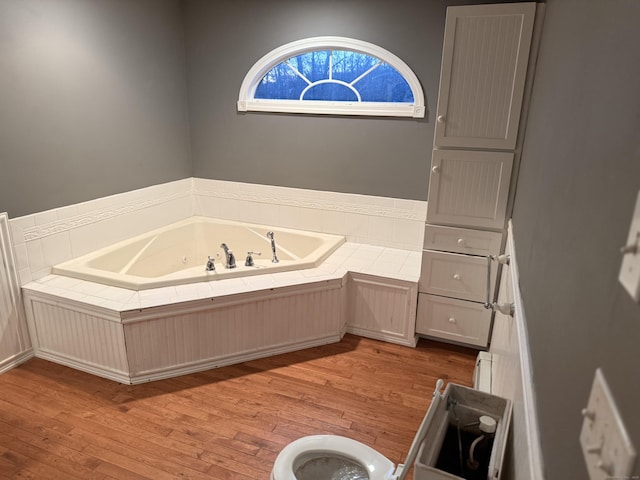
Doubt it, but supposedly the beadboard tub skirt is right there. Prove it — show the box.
[23,280,344,384]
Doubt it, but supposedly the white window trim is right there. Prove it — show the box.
[238,36,426,118]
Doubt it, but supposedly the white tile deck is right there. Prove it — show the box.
[22,242,421,314]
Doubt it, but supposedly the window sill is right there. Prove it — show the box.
[237,100,425,118]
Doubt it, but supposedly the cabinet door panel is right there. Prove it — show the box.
[434,3,535,150]
[427,150,513,230]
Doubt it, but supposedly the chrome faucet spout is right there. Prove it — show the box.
[266,231,279,263]
[220,243,236,269]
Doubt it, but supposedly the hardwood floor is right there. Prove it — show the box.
[0,334,477,479]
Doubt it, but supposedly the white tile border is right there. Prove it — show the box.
[192,179,426,221]
[21,181,193,242]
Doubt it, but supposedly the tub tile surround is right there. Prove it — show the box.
[11,177,426,286]
[13,178,425,383]
[191,178,426,249]
[10,178,194,285]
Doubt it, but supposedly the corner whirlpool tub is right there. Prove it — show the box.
[24,216,420,384]
[53,216,345,290]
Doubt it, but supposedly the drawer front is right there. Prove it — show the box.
[419,250,497,302]
[416,293,492,347]
[423,224,503,256]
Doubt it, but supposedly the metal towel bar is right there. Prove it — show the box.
[484,254,515,316]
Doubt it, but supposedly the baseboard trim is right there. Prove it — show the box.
[0,350,34,375]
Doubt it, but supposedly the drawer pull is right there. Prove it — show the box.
[448,317,456,324]
[457,238,466,246]
[453,274,461,281]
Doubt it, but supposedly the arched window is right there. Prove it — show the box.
[238,37,425,118]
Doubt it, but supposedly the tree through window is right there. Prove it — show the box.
[238,37,425,118]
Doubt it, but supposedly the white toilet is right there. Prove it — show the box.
[270,434,396,480]
[270,381,446,480]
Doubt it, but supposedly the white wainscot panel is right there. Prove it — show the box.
[0,213,33,373]
[489,222,544,480]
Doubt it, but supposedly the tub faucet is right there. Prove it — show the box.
[220,243,236,269]
[266,231,279,263]
[245,251,261,267]
[205,256,216,272]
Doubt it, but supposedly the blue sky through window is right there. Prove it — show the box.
[255,49,414,103]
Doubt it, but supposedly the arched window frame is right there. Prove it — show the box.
[238,36,426,118]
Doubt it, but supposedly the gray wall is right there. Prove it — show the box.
[183,0,470,201]
[0,0,191,218]
[512,0,640,478]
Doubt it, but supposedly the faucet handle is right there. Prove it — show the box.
[245,251,261,267]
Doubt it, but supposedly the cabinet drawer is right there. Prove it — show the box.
[416,293,492,347]
[424,224,503,256]
[419,250,497,302]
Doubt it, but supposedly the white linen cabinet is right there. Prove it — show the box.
[417,3,537,347]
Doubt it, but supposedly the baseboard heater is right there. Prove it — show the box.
[474,351,492,394]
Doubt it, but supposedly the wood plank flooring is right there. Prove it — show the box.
[0,334,477,479]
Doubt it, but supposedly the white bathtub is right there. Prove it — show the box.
[52,216,345,290]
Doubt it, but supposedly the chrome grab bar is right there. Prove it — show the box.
[484,254,515,316]
[484,255,493,310]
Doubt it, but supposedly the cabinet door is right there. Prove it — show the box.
[434,3,536,150]
[427,149,513,230]
[346,273,418,347]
